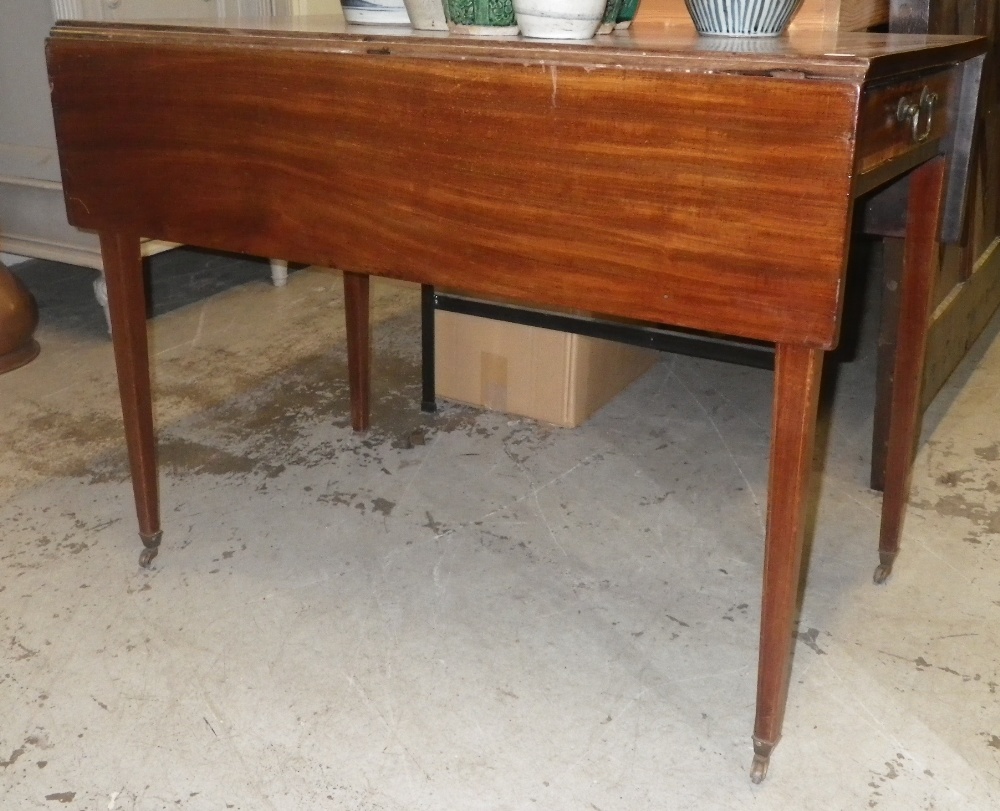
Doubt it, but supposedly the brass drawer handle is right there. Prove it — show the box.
[896,86,939,144]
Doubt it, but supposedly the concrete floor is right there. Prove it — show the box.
[1,250,998,810]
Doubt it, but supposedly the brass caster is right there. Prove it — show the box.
[138,529,162,568]
[750,736,773,784]
[873,562,893,584]
[873,551,896,584]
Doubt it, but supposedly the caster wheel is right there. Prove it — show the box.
[873,562,893,584]
[139,547,158,568]
[750,753,769,784]
[138,529,162,569]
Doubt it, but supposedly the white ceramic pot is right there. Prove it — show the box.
[513,0,605,39]
[403,0,448,30]
[341,0,411,25]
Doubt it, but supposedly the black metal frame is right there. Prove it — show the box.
[420,285,775,413]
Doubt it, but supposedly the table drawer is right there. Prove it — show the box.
[856,69,954,174]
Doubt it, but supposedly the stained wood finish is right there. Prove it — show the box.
[343,271,371,433]
[98,231,162,567]
[752,343,824,783]
[49,39,860,348]
[856,69,953,176]
[875,157,947,582]
[45,20,986,781]
[47,27,983,350]
[870,237,905,492]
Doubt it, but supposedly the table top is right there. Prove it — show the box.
[45,20,986,349]
[49,18,984,81]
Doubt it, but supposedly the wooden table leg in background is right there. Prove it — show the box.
[343,271,371,433]
[875,156,948,584]
[870,236,905,494]
[751,343,824,782]
[99,231,162,568]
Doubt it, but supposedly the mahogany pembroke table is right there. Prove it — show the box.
[45,18,986,782]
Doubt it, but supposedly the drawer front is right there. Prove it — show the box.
[857,69,954,174]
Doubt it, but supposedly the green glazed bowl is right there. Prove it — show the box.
[616,0,642,28]
[597,0,623,34]
[445,0,519,35]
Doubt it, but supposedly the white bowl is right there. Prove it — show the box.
[684,0,804,36]
[341,0,412,25]
[513,0,606,39]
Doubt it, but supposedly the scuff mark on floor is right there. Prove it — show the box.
[796,627,827,655]
[0,744,27,768]
[974,443,999,462]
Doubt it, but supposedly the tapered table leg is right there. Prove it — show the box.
[875,157,947,584]
[870,236,905,493]
[751,343,824,783]
[99,232,161,568]
[343,271,371,433]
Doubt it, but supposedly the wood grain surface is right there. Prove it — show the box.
[49,37,864,347]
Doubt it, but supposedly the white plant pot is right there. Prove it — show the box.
[341,0,412,25]
[513,0,605,39]
[403,0,448,30]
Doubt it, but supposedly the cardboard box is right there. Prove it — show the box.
[434,308,659,428]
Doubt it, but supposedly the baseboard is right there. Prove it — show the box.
[1,252,30,266]
[0,234,180,271]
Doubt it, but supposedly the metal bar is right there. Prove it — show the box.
[420,283,437,412]
[420,290,775,411]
